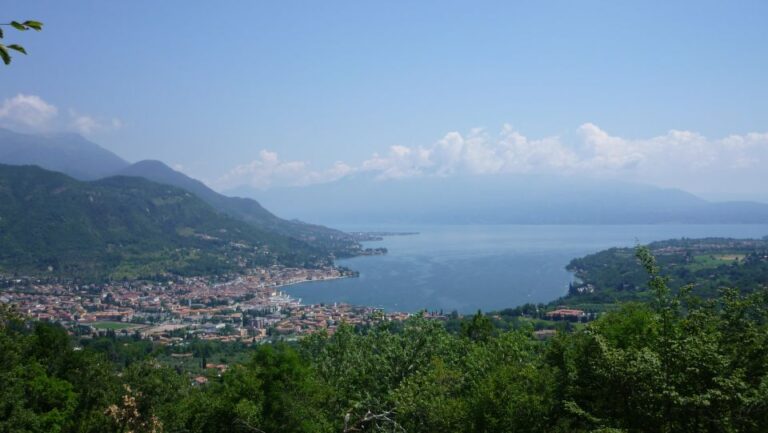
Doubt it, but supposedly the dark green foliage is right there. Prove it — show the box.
[0,20,43,65]
[559,237,768,307]
[0,164,329,280]
[544,248,768,432]
[0,317,114,433]
[2,249,768,432]
[460,309,495,342]
[170,365,264,433]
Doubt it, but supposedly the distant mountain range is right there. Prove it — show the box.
[0,164,328,280]
[0,128,129,180]
[2,126,768,281]
[0,128,362,264]
[115,160,358,253]
[240,173,768,225]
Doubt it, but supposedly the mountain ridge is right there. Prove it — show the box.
[0,129,362,256]
[0,128,129,180]
[4,127,767,228]
[115,160,362,255]
[240,173,768,225]
[0,164,328,281]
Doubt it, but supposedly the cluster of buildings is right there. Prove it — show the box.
[653,239,768,257]
[545,308,587,320]
[0,265,410,342]
[271,303,410,336]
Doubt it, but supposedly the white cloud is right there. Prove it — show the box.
[355,123,768,182]
[575,124,768,179]
[356,124,580,178]
[0,94,58,130]
[216,123,768,198]
[0,93,121,135]
[213,123,768,199]
[70,112,100,135]
[68,109,122,135]
[216,150,353,190]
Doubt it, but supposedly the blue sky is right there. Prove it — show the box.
[2,1,768,200]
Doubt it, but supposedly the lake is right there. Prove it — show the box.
[283,225,768,313]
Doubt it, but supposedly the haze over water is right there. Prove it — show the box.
[284,224,768,313]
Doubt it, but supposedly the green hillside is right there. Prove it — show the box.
[0,164,328,281]
[0,129,365,257]
[554,237,768,308]
[117,160,364,256]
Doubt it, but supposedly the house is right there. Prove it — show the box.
[545,308,585,320]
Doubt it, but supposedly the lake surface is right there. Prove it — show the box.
[284,225,768,313]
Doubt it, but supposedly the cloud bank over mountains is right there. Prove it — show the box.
[215,150,355,190]
[0,94,121,136]
[216,123,768,200]
[2,93,765,201]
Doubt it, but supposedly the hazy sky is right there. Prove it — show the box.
[2,1,768,201]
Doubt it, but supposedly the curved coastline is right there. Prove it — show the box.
[283,224,768,313]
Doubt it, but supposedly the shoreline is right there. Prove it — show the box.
[278,226,768,314]
[269,274,353,291]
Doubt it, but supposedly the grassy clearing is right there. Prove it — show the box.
[689,254,744,272]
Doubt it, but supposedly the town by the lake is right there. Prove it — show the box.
[0,266,412,343]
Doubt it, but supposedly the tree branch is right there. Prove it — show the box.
[343,409,405,432]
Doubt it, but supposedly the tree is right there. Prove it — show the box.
[460,310,494,342]
[0,20,43,65]
[248,343,332,433]
[547,246,768,432]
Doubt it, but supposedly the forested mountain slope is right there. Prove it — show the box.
[0,164,327,280]
[116,160,362,256]
[0,129,363,257]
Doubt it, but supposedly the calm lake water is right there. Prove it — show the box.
[284,225,768,313]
